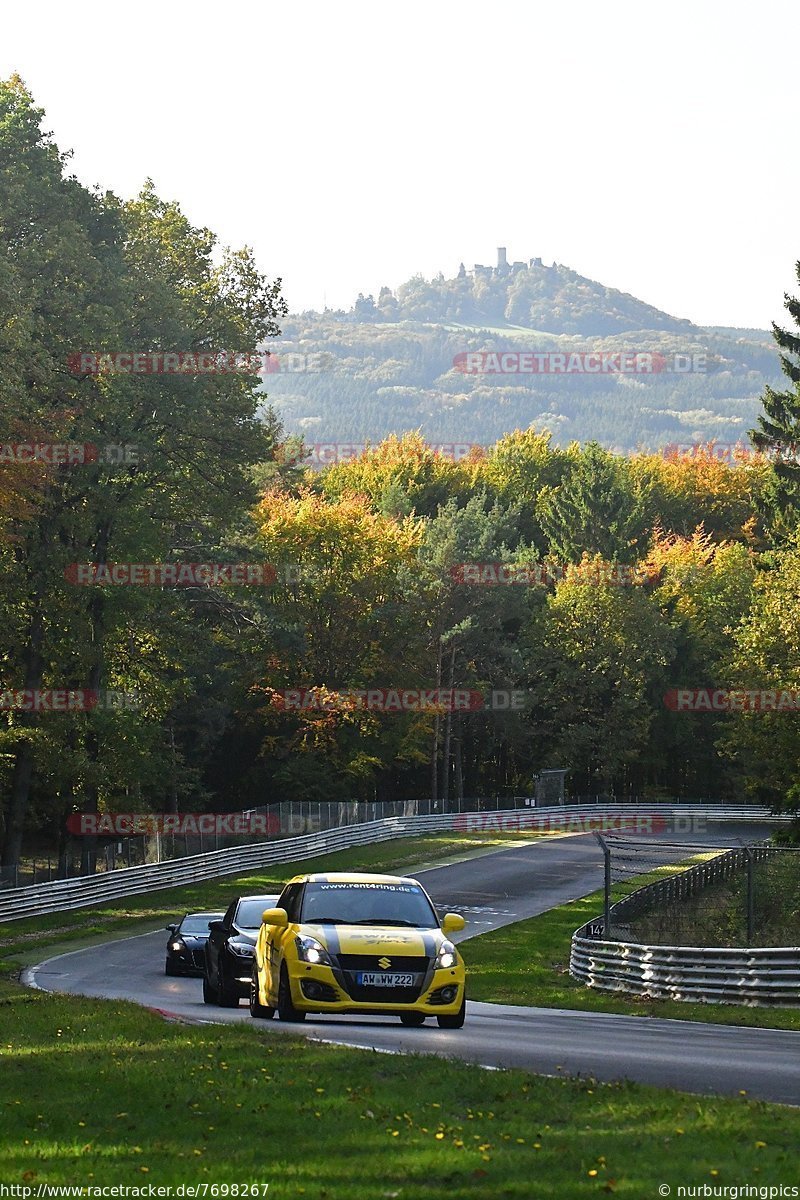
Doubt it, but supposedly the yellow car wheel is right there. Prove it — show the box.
[436,995,466,1029]
[277,966,306,1023]
[399,1013,426,1027]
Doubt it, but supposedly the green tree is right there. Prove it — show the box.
[418,494,543,800]
[750,257,800,512]
[647,531,756,799]
[526,574,676,795]
[719,537,800,821]
[0,78,286,868]
[537,442,654,564]
[479,426,567,548]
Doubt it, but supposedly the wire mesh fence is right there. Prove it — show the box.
[0,795,537,888]
[0,795,786,890]
[595,834,799,947]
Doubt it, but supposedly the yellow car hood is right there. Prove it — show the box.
[304,924,442,956]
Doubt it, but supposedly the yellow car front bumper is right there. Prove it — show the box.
[285,959,465,1016]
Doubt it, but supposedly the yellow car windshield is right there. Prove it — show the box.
[301,881,438,928]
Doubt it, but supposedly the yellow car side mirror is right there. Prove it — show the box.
[442,912,465,934]
[262,907,288,927]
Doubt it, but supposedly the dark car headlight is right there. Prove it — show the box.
[169,940,184,953]
[228,939,254,957]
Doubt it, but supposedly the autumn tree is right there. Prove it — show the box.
[318,432,476,518]
[0,78,286,869]
[251,489,428,798]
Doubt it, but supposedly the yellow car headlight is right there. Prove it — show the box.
[435,940,457,970]
[295,934,333,966]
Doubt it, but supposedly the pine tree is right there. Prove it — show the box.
[750,259,800,505]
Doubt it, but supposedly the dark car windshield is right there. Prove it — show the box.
[179,915,219,935]
[235,898,276,929]
[301,881,438,928]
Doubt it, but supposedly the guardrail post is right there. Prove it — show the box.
[594,832,612,938]
[745,847,755,943]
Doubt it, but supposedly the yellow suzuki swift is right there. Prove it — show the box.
[250,872,466,1027]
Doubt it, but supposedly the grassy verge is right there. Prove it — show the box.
[0,831,547,967]
[0,977,795,1197]
[466,886,800,1031]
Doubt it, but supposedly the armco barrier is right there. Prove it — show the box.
[0,803,785,923]
[569,939,800,1005]
[570,844,800,1006]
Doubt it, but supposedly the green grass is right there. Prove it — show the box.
[0,977,795,1196]
[0,831,543,966]
[467,886,800,1031]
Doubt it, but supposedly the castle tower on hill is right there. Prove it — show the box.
[469,250,550,276]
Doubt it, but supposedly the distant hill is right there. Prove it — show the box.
[260,255,783,455]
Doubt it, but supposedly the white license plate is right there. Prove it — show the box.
[356,972,415,987]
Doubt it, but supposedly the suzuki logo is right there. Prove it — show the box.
[378,957,391,969]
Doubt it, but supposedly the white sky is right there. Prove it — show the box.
[2,0,799,329]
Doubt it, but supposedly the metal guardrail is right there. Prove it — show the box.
[570,939,800,1005]
[570,843,800,1006]
[0,803,785,923]
[1,795,779,889]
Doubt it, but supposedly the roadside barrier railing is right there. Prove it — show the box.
[0,803,786,923]
[570,843,800,1006]
[1,793,760,890]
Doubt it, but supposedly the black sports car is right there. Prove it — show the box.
[165,912,224,976]
[203,894,278,1006]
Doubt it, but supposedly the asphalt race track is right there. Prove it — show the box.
[24,823,800,1106]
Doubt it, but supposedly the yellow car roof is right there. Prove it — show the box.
[286,871,419,886]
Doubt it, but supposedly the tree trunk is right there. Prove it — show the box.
[1,603,45,869]
[441,644,456,806]
[430,627,442,802]
[79,518,112,877]
[453,725,464,803]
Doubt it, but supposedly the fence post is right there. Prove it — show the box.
[745,847,755,944]
[594,832,612,939]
